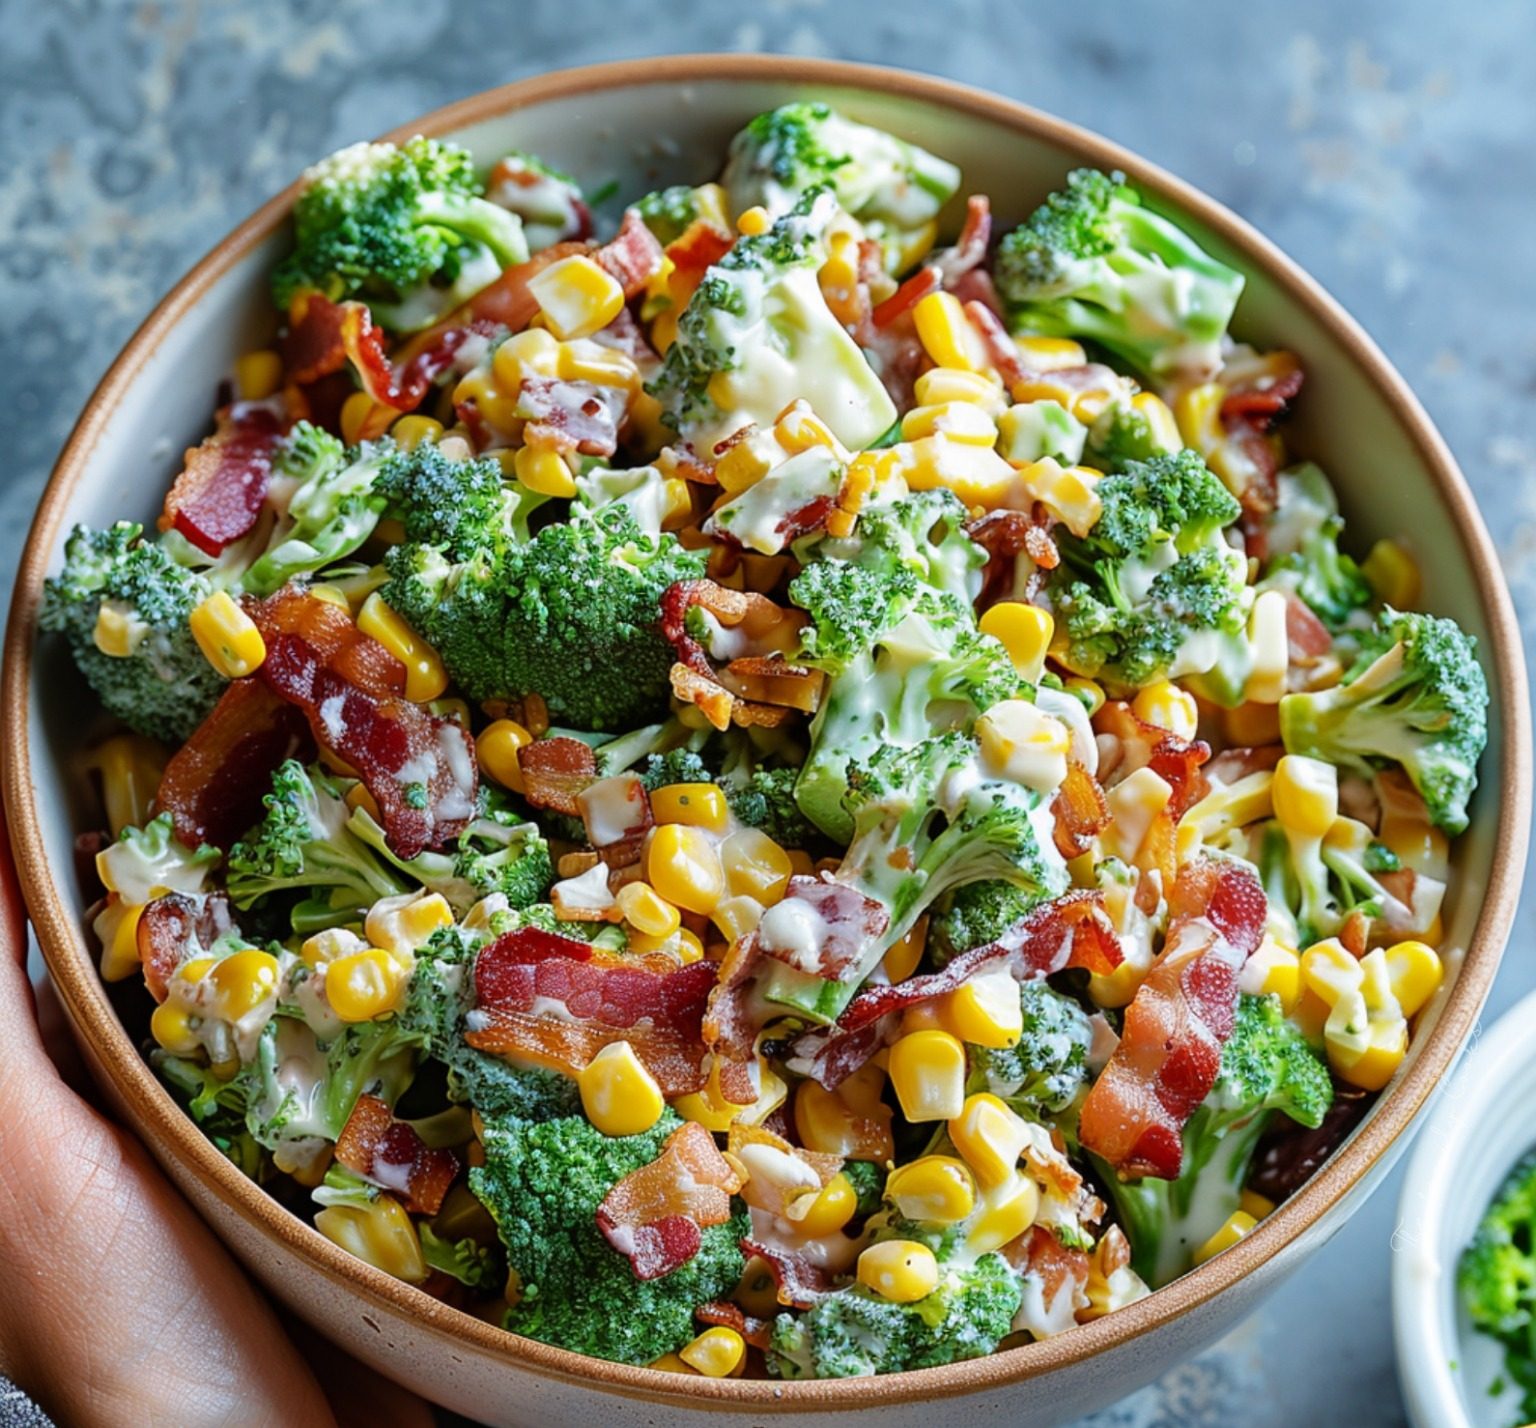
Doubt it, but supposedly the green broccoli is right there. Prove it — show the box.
[1096,992,1332,1286]
[418,1222,503,1290]
[40,521,227,740]
[842,1159,887,1218]
[471,1110,748,1364]
[633,184,716,246]
[994,168,1245,378]
[272,137,529,330]
[154,1053,266,1179]
[1260,464,1372,629]
[721,102,961,273]
[646,186,896,450]
[374,439,548,559]
[1084,396,1181,470]
[1279,608,1488,833]
[930,880,1046,965]
[1461,1152,1536,1426]
[968,979,1094,1118]
[383,503,707,731]
[725,766,818,849]
[635,747,716,791]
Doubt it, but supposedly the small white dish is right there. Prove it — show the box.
[1395,988,1536,1428]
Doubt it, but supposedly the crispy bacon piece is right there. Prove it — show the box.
[1285,591,1334,663]
[695,1301,773,1351]
[666,218,734,279]
[1095,701,1211,819]
[597,1122,743,1280]
[137,892,236,1003]
[967,507,1060,609]
[1078,856,1266,1179]
[466,927,717,1096]
[158,403,286,556]
[247,589,476,858]
[1006,1226,1091,1334]
[517,376,622,457]
[739,1237,837,1309]
[516,736,598,816]
[157,679,314,849]
[757,876,890,982]
[871,266,939,328]
[963,298,1027,388]
[1219,366,1305,432]
[951,267,1002,318]
[335,1094,459,1216]
[1053,762,1111,859]
[932,195,992,286]
[703,935,769,1106]
[595,209,667,296]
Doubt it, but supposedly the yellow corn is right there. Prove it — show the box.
[476,719,532,794]
[794,1077,893,1160]
[92,897,144,982]
[1015,336,1087,371]
[615,880,682,939]
[888,1029,968,1122]
[881,914,929,984]
[967,1176,1042,1254]
[233,348,284,401]
[1244,590,1290,704]
[1132,680,1199,741]
[650,782,730,834]
[527,254,625,340]
[327,948,405,1022]
[1361,538,1420,609]
[710,893,763,943]
[680,1325,746,1378]
[176,955,218,987]
[649,1353,699,1375]
[92,601,142,658]
[190,591,266,679]
[389,414,444,451]
[340,390,392,446]
[903,434,1015,507]
[786,1172,858,1237]
[647,823,726,915]
[150,1001,202,1054]
[914,365,1004,410]
[715,430,779,494]
[979,602,1055,685]
[886,1156,976,1224]
[1272,755,1339,839]
[941,966,1023,1048]
[1174,381,1226,456]
[1193,1210,1257,1266]
[578,1040,665,1137]
[365,892,453,959]
[90,732,165,837]
[977,698,1072,794]
[204,947,279,1021]
[948,1093,1030,1191]
[736,205,772,236]
[1302,940,1408,1091]
[314,1194,428,1284]
[900,401,998,446]
[857,1240,938,1303]
[1382,939,1443,1018]
[300,926,364,969]
[721,827,793,905]
[557,340,639,390]
[357,592,447,702]
[912,291,988,372]
[513,443,578,498]
[774,403,843,456]
[492,327,562,392]
[1102,766,1174,864]
[1014,458,1103,538]
[1128,391,1181,451]
[1065,676,1105,716]
[1244,935,1302,1011]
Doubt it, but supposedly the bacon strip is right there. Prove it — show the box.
[757,876,890,982]
[466,928,717,1096]
[517,737,598,816]
[932,195,992,286]
[964,297,1027,388]
[1053,762,1111,859]
[1078,857,1267,1179]
[157,679,314,849]
[871,266,939,328]
[728,1123,843,1218]
[247,589,476,858]
[1095,701,1211,820]
[335,1094,459,1216]
[137,892,236,1003]
[594,208,667,296]
[516,376,620,456]
[158,403,286,556]
[596,1122,743,1280]
[739,1237,837,1309]
[695,1301,773,1352]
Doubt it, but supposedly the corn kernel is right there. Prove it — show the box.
[900,401,998,446]
[389,414,445,451]
[1273,755,1339,840]
[477,719,532,794]
[365,892,453,959]
[976,698,1071,793]
[315,1195,428,1284]
[1129,392,1181,452]
[91,732,164,838]
[913,291,988,372]
[340,390,392,446]
[512,443,577,498]
[92,897,144,982]
[190,591,266,679]
[794,1078,894,1161]
[858,1240,939,1303]
[206,947,280,1021]
[1174,381,1226,455]
[721,827,793,904]
[300,926,365,969]
[649,1353,699,1375]
[356,592,446,702]
[615,880,682,939]
[1361,538,1420,609]
[715,435,776,495]
[1193,1210,1257,1266]
[557,340,639,390]
[979,602,1055,685]
[773,403,843,455]
[492,327,562,390]
[527,254,626,340]
[786,1172,858,1237]
[1015,458,1103,538]
[150,1001,201,1055]
[91,601,142,658]
[680,1325,746,1378]
[1132,680,1199,741]
[711,893,763,943]
[886,1156,976,1224]
[651,782,730,834]
[888,1029,967,1122]
[881,914,929,984]
[1015,336,1087,371]
[233,348,284,401]
[913,366,1003,409]
[1244,589,1289,704]
[1242,935,1302,1011]
[1240,1189,1276,1220]
[579,1040,665,1137]
[941,966,1023,1048]
[647,824,726,916]
[736,205,772,236]
[949,1093,1030,1191]
[327,948,405,1022]
[1383,939,1443,1018]
[967,1176,1041,1254]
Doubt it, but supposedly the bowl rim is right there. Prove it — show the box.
[3,51,1529,1411]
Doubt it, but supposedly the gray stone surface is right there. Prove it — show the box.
[3,2,1534,1423]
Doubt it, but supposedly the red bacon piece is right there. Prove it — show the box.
[466,928,717,1096]
[871,266,939,328]
[1006,1225,1091,1318]
[1096,701,1211,819]
[157,678,314,849]
[247,589,476,858]
[516,736,598,815]
[702,935,766,1106]
[596,1122,743,1280]
[1285,591,1334,662]
[1053,762,1111,859]
[335,1094,459,1216]
[963,297,1027,387]
[595,209,667,296]
[516,376,620,456]
[951,267,1002,318]
[1078,856,1266,1179]
[158,403,286,556]
[695,1301,773,1352]
[740,1237,838,1309]
[1220,367,1304,432]
[757,876,890,981]
[664,218,734,279]
[967,509,1060,612]
[933,195,992,286]
[137,892,236,1003]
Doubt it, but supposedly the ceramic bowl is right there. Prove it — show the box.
[2,54,1528,1428]
[1395,990,1536,1428]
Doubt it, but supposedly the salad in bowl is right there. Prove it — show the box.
[41,99,1489,1382]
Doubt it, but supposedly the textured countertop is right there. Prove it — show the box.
[4,2,1534,1424]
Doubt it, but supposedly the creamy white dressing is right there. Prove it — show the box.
[705,447,843,556]
[577,773,647,848]
[757,895,831,973]
[550,861,616,918]
[1036,686,1098,775]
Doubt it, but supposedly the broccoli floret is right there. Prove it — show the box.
[646,186,895,449]
[969,980,1094,1117]
[1096,993,1331,1286]
[1260,464,1372,629]
[722,102,961,274]
[761,732,1069,1022]
[40,521,227,740]
[768,1251,1020,1378]
[1279,608,1488,833]
[842,1159,887,1218]
[1046,450,1252,690]
[154,1053,266,1179]
[374,439,548,558]
[1461,1152,1536,1425]
[471,1110,748,1364]
[418,1223,503,1289]
[727,766,818,849]
[633,184,716,246]
[272,137,528,330]
[383,504,707,731]
[930,880,1046,965]
[1084,396,1181,470]
[486,151,586,252]
[994,168,1245,378]
[635,747,716,791]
